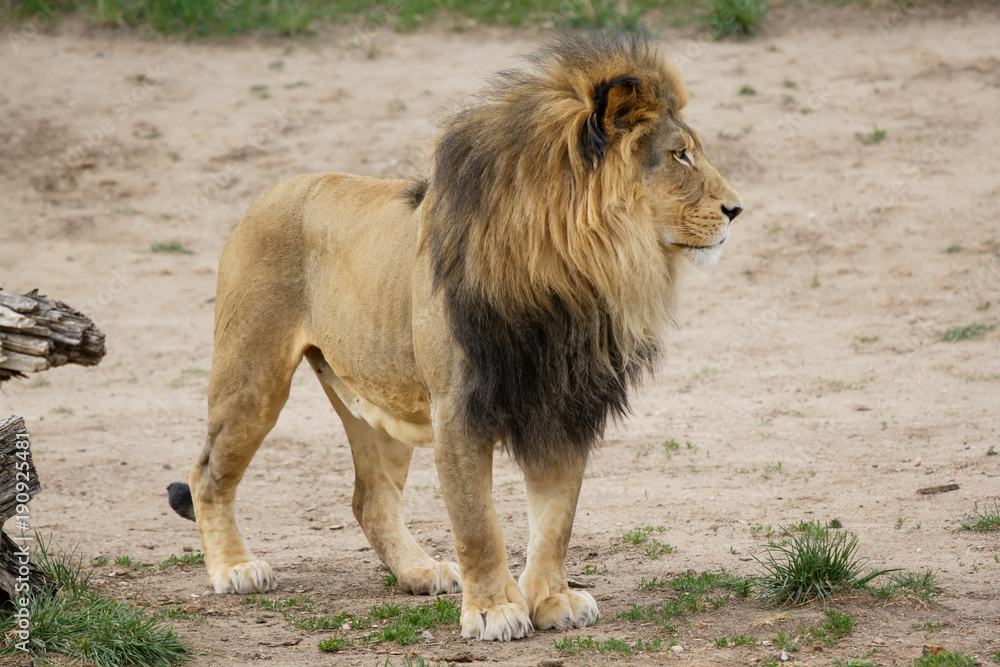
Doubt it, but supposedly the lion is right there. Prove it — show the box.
[168,33,742,641]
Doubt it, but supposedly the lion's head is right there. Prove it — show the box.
[421,33,742,470]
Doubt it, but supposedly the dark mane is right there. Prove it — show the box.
[423,33,678,472]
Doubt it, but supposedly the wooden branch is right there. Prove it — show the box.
[0,289,106,383]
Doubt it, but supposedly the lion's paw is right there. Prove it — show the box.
[460,602,533,641]
[398,561,462,595]
[209,559,277,594]
[531,589,599,630]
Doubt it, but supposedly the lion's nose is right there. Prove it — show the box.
[722,205,743,222]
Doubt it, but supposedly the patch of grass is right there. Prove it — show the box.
[559,0,643,31]
[663,438,681,456]
[750,525,897,606]
[317,636,353,652]
[704,0,768,37]
[243,591,314,612]
[761,462,783,479]
[940,322,995,342]
[157,607,206,623]
[715,634,757,646]
[833,653,878,667]
[629,570,748,629]
[738,84,757,96]
[150,240,193,255]
[855,126,887,145]
[943,244,962,254]
[113,555,152,572]
[0,535,194,666]
[773,630,799,652]
[957,501,1000,532]
[821,608,855,642]
[360,597,459,646]
[554,635,662,656]
[988,446,997,456]
[879,570,942,602]
[2,0,711,34]
[383,570,398,589]
[91,556,110,567]
[159,553,205,569]
[914,652,977,667]
[644,538,675,558]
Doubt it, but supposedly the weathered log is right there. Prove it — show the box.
[1,416,41,524]
[0,531,50,604]
[0,416,50,604]
[0,289,106,382]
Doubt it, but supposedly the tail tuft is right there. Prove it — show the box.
[167,482,196,522]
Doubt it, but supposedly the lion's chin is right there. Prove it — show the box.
[680,243,724,268]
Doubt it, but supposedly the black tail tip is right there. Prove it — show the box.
[167,482,196,522]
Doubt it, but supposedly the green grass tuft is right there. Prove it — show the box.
[554,635,662,656]
[914,651,977,667]
[940,322,995,342]
[317,636,353,652]
[159,553,205,569]
[855,126,887,145]
[150,240,193,255]
[750,525,897,606]
[704,0,768,37]
[957,501,1000,532]
[361,597,459,646]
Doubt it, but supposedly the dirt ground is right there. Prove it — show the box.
[2,2,999,665]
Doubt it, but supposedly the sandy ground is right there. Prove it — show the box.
[1,3,999,665]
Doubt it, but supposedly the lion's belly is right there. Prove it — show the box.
[310,353,435,447]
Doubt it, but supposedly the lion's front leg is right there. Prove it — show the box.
[434,425,532,641]
[517,456,598,630]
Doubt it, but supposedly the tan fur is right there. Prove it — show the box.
[186,35,741,641]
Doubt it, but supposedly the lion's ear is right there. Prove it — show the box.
[579,75,643,169]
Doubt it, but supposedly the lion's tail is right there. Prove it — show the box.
[167,482,196,522]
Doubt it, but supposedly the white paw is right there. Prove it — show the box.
[398,560,462,595]
[210,559,277,594]
[461,602,533,641]
[531,589,599,630]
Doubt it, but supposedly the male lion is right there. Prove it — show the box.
[169,33,742,641]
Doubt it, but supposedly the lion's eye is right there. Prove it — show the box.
[674,150,692,166]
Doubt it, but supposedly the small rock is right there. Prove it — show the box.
[670,644,683,653]
[913,457,922,467]
[183,603,201,614]
[202,589,214,597]
[781,650,788,661]
[183,545,193,552]
[422,630,434,642]
[923,645,947,657]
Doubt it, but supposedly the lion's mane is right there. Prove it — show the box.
[420,34,688,470]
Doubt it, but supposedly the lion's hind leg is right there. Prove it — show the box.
[305,350,461,596]
[190,315,308,595]
[517,456,598,630]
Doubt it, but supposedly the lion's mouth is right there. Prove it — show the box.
[675,230,729,250]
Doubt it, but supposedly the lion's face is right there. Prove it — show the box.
[644,118,743,268]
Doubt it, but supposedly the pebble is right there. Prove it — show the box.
[670,645,683,653]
